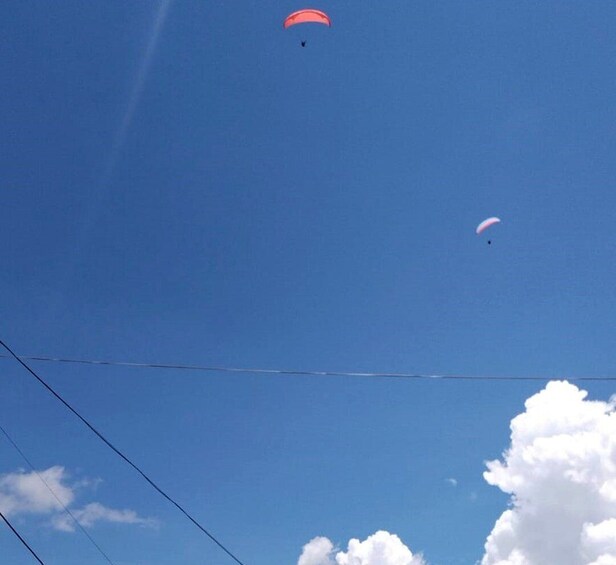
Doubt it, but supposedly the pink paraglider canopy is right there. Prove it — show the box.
[476,217,501,235]
[283,9,331,29]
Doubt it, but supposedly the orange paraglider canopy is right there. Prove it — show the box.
[283,9,331,29]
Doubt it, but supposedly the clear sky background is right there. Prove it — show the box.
[1,2,615,564]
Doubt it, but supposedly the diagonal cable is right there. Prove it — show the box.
[0,510,46,565]
[0,338,246,565]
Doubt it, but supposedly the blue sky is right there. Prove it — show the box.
[1,2,616,564]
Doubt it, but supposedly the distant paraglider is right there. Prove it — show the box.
[284,9,331,47]
[476,217,501,245]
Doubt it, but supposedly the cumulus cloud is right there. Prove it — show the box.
[298,537,336,565]
[296,381,616,565]
[0,466,153,532]
[482,380,616,565]
[298,531,426,565]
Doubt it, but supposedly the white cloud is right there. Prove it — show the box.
[0,466,74,516]
[481,380,616,565]
[52,502,157,532]
[298,531,426,565]
[296,381,616,565]
[298,537,336,565]
[446,478,458,487]
[337,531,426,565]
[0,466,153,532]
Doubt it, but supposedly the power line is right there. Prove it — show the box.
[0,510,46,565]
[0,353,615,382]
[0,339,246,565]
[0,422,116,565]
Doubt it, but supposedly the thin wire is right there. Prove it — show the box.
[0,510,46,565]
[0,422,116,565]
[0,339,246,565]
[0,353,615,381]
